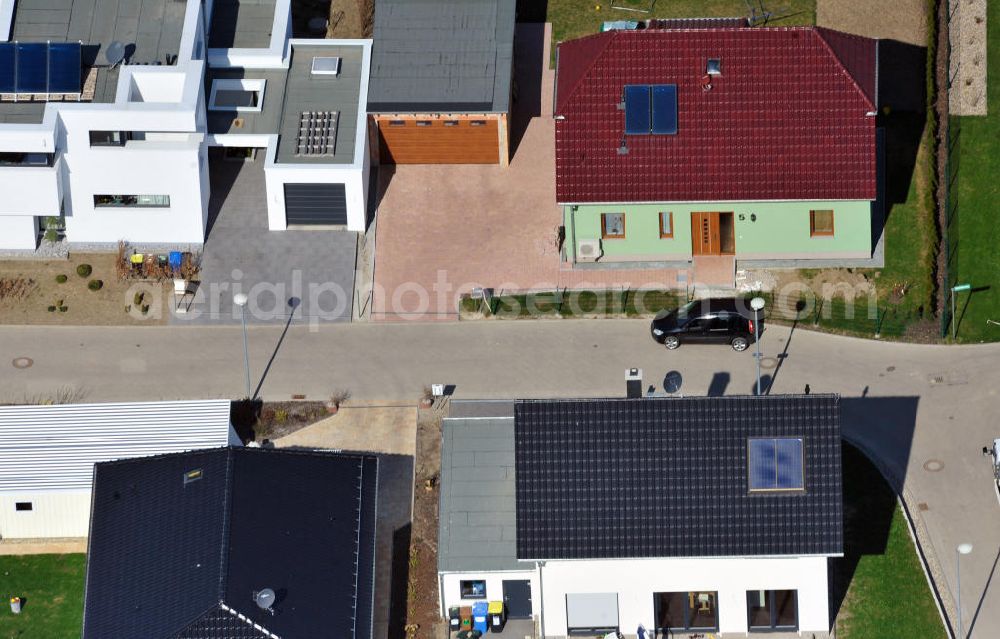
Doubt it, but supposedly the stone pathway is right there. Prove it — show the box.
[0,538,86,556]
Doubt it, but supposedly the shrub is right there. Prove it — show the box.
[134,292,144,306]
[47,305,56,312]
[55,274,67,284]
[87,279,103,291]
[140,304,150,314]
[274,409,288,424]
[58,306,67,312]
[76,264,92,278]
[43,228,59,243]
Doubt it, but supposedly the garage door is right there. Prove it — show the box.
[377,117,499,164]
[283,183,347,226]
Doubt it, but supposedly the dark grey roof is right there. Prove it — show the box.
[82,447,378,639]
[2,0,186,122]
[368,0,515,113]
[208,0,277,49]
[438,413,520,572]
[514,395,844,560]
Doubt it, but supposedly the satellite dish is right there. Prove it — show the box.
[663,370,683,394]
[105,41,126,67]
[254,588,276,611]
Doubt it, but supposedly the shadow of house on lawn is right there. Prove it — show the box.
[830,396,922,628]
[876,39,929,246]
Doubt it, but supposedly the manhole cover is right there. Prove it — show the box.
[12,357,32,369]
[886,366,896,372]
[759,357,778,370]
[923,459,945,472]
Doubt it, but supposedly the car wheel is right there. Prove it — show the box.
[664,336,680,350]
[731,336,749,352]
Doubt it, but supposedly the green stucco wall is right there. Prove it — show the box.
[564,201,872,262]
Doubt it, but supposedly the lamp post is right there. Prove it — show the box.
[750,297,765,396]
[956,543,973,639]
[233,293,251,398]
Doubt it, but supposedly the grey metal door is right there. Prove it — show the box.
[283,183,347,225]
[503,580,532,619]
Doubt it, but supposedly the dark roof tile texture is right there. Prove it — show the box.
[514,395,843,560]
[554,28,877,203]
[82,447,378,639]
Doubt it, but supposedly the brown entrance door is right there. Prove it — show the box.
[691,212,735,255]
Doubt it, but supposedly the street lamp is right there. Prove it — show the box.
[750,297,765,396]
[233,293,251,398]
[956,542,973,639]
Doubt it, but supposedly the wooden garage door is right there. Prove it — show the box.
[377,118,499,164]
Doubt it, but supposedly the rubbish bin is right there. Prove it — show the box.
[472,601,488,634]
[10,597,21,614]
[460,606,473,631]
[488,600,506,632]
[449,606,461,631]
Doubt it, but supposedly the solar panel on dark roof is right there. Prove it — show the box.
[0,42,81,95]
[0,44,14,93]
[47,43,82,93]
[624,84,650,135]
[15,43,47,93]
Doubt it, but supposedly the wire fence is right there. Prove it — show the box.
[939,0,957,337]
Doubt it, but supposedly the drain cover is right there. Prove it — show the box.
[923,459,945,472]
[918,502,929,511]
[759,357,779,370]
[12,357,33,369]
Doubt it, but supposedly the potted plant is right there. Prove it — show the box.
[420,385,434,408]
[326,389,350,415]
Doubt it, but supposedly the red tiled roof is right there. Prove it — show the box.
[554,27,877,204]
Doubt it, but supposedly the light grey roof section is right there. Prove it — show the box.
[275,43,364,164]
[368,0,515,114]
[438,416,522,572]
[205,67,288,135]
[0,400,234,492]
[447,400,515,419]
[208,0,276,49]
[1,0,187,122]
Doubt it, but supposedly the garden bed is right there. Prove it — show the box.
[0,253,167,325]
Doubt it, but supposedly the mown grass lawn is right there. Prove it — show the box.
[0,554,85,639]
[546,0,815,59]
[834,445,945,638]
[949,1,1000,342]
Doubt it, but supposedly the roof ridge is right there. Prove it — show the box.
[217,602,281,639]
[217,447,237,603]
[812,27,876,111]
[172,602,231,638]
[555,30,617,114]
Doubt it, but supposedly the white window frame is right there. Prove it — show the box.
[208,79,266,113]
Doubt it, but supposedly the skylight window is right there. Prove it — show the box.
[748,438,804,491]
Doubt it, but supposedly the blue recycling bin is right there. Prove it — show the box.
[472,601,488,634]
[168,251,183,271]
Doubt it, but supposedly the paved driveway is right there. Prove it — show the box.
[172,152,358,325]
[371,24,673,320]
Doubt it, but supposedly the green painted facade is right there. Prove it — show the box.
[564,200,873,262]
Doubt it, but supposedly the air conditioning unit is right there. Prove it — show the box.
[577,239,602,262]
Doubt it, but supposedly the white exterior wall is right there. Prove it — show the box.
[264,152,368,231]
[0,490,91,539]
[539,556,830,637]
[0,214,37,249]
[440,569,539,615]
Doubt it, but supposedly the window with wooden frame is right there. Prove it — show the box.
[659,211,674,238]
[809,210,835,237]
[601,213,625,239]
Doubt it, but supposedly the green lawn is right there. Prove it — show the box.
[547,0,815,58]
[835,445,945,638]
[948,2,1000,342]
[0,554,85,639]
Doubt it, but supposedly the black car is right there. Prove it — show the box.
[650,297,761,351]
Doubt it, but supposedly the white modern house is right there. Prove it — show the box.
[0,0,370,251]
[439,395,845,637]
[0,399,239,539]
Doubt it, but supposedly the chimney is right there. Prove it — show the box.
[626,368,643,399]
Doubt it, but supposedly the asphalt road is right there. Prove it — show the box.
[2,319,999,637]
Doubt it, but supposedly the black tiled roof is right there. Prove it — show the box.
[82,447,378,639]
[514,395,843,560]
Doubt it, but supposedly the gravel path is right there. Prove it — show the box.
[949,0,988,115]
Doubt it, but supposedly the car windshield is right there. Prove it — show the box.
[674,300,700,319]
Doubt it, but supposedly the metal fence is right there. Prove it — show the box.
[939,0,958,337]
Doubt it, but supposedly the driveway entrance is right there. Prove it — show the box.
[172,150,358,324]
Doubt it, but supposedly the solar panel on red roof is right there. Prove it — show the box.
[651,84,677,135]
[623,84,650,135]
